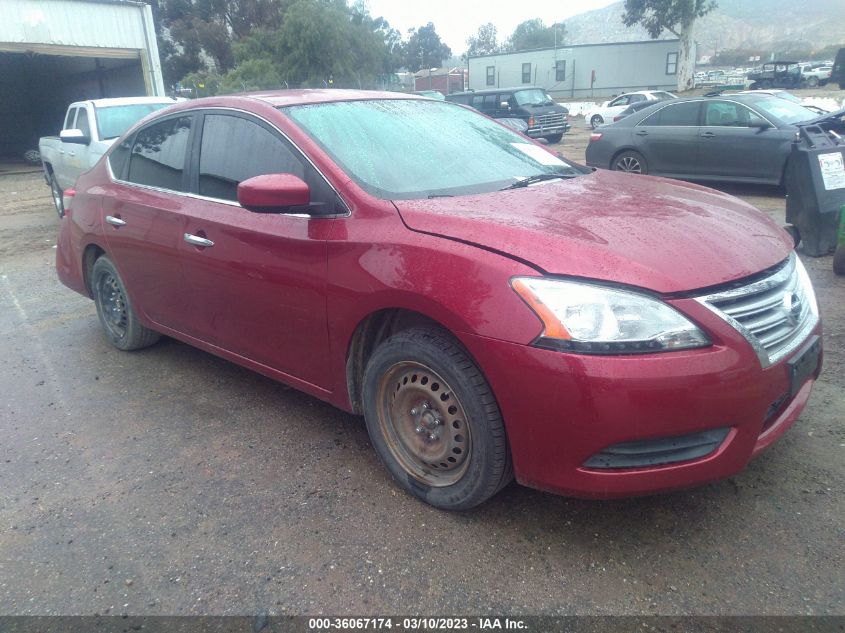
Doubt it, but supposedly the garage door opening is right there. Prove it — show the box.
[0,51,146,171]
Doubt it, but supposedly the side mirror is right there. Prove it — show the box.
[500,101,510,109]
[60,129,90,145]
[237,173,310,213]
[750,120,772,130]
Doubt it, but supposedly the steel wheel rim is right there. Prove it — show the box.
[51,179,63,214]
[96,272,128,339]
[616,156,642,173]
[376,361,471,487]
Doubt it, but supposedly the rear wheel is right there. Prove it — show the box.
[590,115,603,129]
[611,150,648,175]
[807,76,819,88]
[362,328,512,510]
[48,172,64,218]
[91,256,160,351]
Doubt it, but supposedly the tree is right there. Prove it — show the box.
[404,23,452,72]
[274,0,386,87]
[465,23,499,58]
[503,19,565,52]
[622,0,717,92]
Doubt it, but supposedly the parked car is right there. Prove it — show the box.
[609,99,665,123]
[446,87,569,142]
[40,97,179,217]
[585,93,838,185]
[799,64,832,87]
[584,90,676,129]
[747,61,803,90]
[57,90,822,510]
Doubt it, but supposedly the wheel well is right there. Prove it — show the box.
[44,162,54,175]
[82,244,106,298]
[345,308,445,415]
[609,147,642,166]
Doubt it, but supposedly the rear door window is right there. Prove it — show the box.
[126,116,192,191]
[641,101,701,126]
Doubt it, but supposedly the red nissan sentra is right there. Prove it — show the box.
[56,90,822,509]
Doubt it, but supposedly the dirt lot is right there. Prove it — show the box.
[0,134,843,617]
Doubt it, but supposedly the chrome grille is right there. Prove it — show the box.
[532,113,566,130]
[696,254,819,367]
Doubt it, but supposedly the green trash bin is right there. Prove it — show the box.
[834,205,845,276]
[784,122,845,257]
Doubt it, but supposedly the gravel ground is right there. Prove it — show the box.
[0,138,843,617]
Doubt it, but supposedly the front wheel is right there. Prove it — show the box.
[545,132,564,144]
[48,172,64,218]
[362,328,512,510]
[590,115,603,129]
[611,150,648,175]
[91,256,161,351]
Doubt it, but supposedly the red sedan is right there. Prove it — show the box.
[56,90,822,509]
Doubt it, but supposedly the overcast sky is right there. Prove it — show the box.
[363,0,620,54]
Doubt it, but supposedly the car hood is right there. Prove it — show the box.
[393,170,793,294]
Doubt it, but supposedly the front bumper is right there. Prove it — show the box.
[461,299,822,499]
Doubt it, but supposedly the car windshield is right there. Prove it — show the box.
[753,98,818,125]
[513,89,554,106]
[96,103,172,140]
[282,99,581,200]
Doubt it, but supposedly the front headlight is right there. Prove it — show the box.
[512,277,711,354]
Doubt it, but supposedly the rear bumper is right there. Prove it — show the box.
[462,319,821,499]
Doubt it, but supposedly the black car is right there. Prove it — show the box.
[585,94,838,185]
[446,87,569,143]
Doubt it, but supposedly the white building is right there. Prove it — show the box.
[468,40,687,99]
[0,0,165,157]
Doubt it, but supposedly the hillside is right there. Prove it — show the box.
[564,0,845,56]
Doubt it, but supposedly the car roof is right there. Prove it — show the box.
[243,89,425,106]
[85,96,181,108]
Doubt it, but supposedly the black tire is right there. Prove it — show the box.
[362,327,513,510]
[48,171,64,218]
[590,115,603,129]
[91,256,160,351]
[611,150,648,175]
[545,132,564,144]
[834,245,845,276]
[807,76,819,88]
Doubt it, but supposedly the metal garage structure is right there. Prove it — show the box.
[0,0,165,162]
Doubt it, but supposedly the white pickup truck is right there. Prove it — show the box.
[40,96,178,217]
[800,64,833,87]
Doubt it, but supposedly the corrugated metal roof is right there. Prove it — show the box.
[0,0,149,49]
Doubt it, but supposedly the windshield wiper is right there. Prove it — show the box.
[427,194,454,198]
[499,173,575,191]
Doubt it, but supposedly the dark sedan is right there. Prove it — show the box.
[585,94,823,185]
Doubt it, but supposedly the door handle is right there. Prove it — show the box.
[69,151,75,157]
[105,215,126,227]
[184,233,214,248]
[701,131,716,138]
[635,130,648,136]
